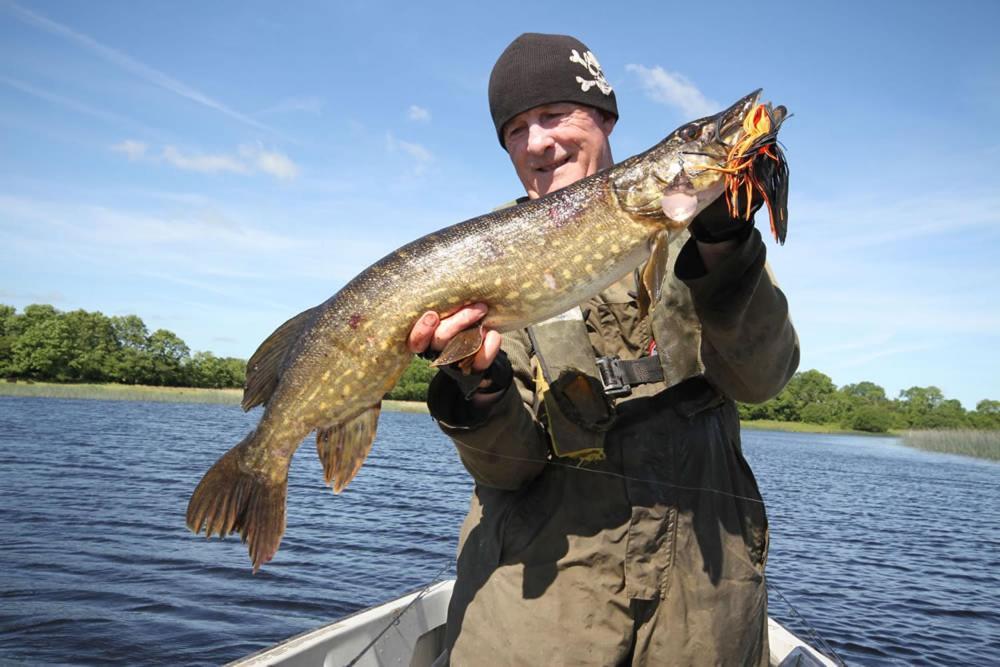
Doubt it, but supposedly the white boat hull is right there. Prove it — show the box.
[232,580,836,667]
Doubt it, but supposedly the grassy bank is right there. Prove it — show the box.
[2,383,883,430]
[0,381,430,414]
[901,429,1000,461]
[739,419,866,435]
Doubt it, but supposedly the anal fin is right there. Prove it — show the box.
[316,403,382,493]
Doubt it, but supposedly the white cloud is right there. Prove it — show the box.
[111,140,148,161]
[111,141,299,180]
[397,139,433,163]
[162,146,248,175]
[625,64,718,117]
[407,105,431,122]
[240,144,300,180]
[4,1,273,133]
[385,133,434,174]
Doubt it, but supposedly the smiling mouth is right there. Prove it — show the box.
[537,155,570,173]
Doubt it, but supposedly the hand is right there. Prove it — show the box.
[688,185,763,244]
[407,303,502,373]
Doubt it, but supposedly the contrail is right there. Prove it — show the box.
[3,1,274,134]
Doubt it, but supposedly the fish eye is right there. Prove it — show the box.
[679,123,700,141]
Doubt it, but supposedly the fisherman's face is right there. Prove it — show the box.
[503,103,615,199]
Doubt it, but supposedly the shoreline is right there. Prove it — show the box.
[0,381,873,431]
[6,382,997,459]
[0,381,433,413]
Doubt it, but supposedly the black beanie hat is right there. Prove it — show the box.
[489,33,618,149]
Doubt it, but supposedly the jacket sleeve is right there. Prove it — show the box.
[426,329,549,490]
[674,228,800,403]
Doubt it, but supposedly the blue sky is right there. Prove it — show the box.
[2,0,998,408]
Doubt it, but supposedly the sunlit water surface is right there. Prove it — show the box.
[0,397,997,665]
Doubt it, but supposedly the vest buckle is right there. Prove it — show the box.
[595,356,632,398]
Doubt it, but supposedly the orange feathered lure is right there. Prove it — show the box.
[704,103,790,243]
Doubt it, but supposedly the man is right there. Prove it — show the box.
[409,33,799,666]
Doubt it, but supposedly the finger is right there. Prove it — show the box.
[407,311,439,354]
[432,303,488,351]
[471,330,502,372]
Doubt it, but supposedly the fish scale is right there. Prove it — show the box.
[186,89,790,571]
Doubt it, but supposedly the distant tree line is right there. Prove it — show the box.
[0,304,245,388]
[4,304,997,432]
[738,369,1000,433]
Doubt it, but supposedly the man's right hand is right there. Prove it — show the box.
[407,303,503,374]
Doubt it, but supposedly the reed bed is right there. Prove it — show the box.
[740,419,858,434]
[902,429,1000,461]
[0,382,428,413]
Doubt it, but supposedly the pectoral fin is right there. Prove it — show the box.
[431,324,484,371]
[638,230,671,320]
[316,404,381,493]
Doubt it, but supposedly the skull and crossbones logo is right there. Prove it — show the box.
[569,49,613,96]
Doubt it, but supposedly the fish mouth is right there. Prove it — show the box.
[715,88,762,143]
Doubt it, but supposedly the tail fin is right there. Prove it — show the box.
[186,433,288,572]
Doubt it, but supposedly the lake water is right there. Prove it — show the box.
[0,397,997,666]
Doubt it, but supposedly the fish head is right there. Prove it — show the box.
[612,89,779,228]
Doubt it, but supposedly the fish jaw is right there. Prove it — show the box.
[610,89,766,228]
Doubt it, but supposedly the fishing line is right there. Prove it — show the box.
[448,440,852,664]
[344,559,454,667]
[768,578,848,667]
[451,439,767,505]
[348,439,848,665]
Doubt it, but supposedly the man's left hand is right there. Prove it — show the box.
[689,187,763,244]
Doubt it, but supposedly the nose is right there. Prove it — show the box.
[526,122,554,155]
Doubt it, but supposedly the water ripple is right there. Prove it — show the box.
[1,397,997,665]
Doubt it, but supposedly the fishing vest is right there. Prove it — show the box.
[528,230,705,461]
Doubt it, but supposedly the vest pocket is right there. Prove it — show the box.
[594,301,648,359]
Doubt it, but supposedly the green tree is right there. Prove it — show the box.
[62,309,118,382]
[768,369,838,422]
[110,315,153,384]
[146,329,191,386]
[926,398,968,429]
[844,404,895,433]
[10,305,74,380]
[188,351,246,388]
[737,401,775,421]
[897,386,945,428]
[386,357,436,401]
[0,304,18,377]
[841,381,887,404]
[970,399,1000,429]
[837,380,898,429]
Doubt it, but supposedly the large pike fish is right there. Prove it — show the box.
[187,89,789,570]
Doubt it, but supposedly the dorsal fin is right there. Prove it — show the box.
[241,306,321,411]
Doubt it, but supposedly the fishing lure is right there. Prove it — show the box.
[703,103,790,243]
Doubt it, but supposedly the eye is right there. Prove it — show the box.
[679,123,700,141]
[505,124,526,142]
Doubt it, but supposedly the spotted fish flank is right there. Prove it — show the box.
[186,90,791,571]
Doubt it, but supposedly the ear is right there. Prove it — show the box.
[599,111,617,138]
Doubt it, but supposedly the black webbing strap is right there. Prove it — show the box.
[595,355,664,398]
